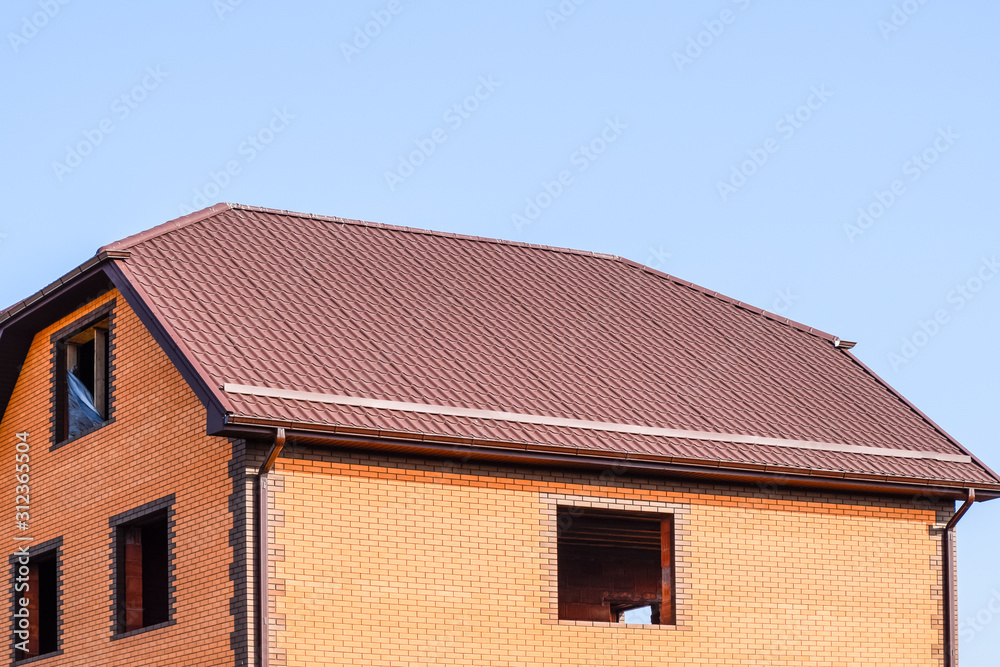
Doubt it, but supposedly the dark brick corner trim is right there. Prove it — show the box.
[108,494,176,640]
[227,439,251,667]
[9,537,64,664]
[48,299,119,451]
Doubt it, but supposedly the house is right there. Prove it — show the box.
[2,202,997,666]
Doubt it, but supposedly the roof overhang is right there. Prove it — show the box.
[4,208,997,502]
[0,251,128,417]
[218,415,1000,502]
[0,251,231,432]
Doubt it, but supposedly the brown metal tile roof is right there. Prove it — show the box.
[91,203,998,489]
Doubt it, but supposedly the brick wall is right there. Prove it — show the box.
[0,289,957,666]
[268,445,951,666]
[0,291,244,666]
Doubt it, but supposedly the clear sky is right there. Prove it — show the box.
[2,0,999,660]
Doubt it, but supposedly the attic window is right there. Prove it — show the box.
[557,507,675,625]
[56,317,110,442]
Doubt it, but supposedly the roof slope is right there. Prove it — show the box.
[86,203,997,489]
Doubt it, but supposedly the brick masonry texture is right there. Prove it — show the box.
[0,287,959,666]
[0,291,240,666]
[270,445,952,666]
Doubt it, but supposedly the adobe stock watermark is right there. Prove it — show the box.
[178,108,294,215]
[213,0,248,20]
[960,589,1000,644]
[645,245,671,271]
[887,255,998,371]
[384,76,501,192]
[716,85,832,202]
[510,117,627,232]
[843,127,958,244]
[51,66,169,182]
[7,0,71,54]
[769,288,799,315]
[545,0,588,30]
[672,0,752,73]
[13,430,32,653]
[340,0,408,63]
[878,0,931,41]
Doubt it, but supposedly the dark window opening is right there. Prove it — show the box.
[557,507,675,624]
[14,553,58,661]
[56,319,109,442]
[117,512,169,633]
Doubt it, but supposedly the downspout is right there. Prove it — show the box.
[943,488,975,667]
[257,428,286,667]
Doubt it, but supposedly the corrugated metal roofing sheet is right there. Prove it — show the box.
[96,203,999,487]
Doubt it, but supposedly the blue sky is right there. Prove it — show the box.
[2,0,999,660]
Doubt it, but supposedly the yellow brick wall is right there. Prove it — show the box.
[0,289,952,666]
[270,449,947,667]
[0,291,241,666]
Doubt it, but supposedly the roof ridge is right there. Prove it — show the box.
[99,201,621,259]
[228,203,620,261]
[242,205,841,343]
[98,203,840,344]
[98,203,235,253]
[7,202,991,492]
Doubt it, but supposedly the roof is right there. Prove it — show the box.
[6,203,1000,495]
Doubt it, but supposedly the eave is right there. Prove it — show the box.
[218,414,1000,502]
[0,251,127,417]
[0,252,232,431]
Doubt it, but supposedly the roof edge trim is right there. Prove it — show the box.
[840,349,1000,485]
[0,249,130,325]
[222,383,971,464]
[98,203,235,253]
[220,415,999,499]
[617,257,838,343]
[108,261,233,417]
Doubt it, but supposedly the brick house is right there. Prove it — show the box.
[1,203,997,666]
